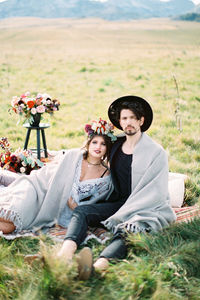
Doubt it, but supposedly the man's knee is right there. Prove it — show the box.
[73,205,91,218]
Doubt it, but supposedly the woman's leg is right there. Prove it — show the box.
[0,218,16,234]
[57,201,124,259]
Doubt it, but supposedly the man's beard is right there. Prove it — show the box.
[125,130,137,136]
[124,126,139,136]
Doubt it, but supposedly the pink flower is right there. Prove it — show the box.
[18,106,23,112]
[31,107,37,115]
[85,124,92,133]
[36,97,43,105]
[11,96,19,107]
[36,93,43,98]
[36,105,45,113]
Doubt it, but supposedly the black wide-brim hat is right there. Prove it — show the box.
[108,95,153,132]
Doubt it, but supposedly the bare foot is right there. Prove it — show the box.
[0,220,16,234]
[94,257,109,271]
[56,240,77,262]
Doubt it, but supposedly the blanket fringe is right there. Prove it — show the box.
[102,220,149,234]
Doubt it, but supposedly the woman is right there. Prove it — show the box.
[0,118,116,234]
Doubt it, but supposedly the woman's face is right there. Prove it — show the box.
[88,135,107,159]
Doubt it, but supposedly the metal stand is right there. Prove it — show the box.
[23,123,50,160]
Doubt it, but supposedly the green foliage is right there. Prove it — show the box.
[184,178,200,206]
[1,220,200,299]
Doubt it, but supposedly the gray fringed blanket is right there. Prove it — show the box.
[102,133,177,234]
[0,148,112,232]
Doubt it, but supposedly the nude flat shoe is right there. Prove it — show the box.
[76,247,93,280]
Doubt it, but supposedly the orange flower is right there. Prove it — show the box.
[4,156,11,164]
[36,97,42,105]
[27,100,35,108]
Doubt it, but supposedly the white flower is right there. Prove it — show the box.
[105,123,110,130]
[42,93,51,100]
[46,100,51,105]
[31,107,37,115]
[91,122,98,131]
[20,167,26,173]
[41,99,47,104]
[22,161,27,166]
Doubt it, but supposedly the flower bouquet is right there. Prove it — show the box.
[11,92,60,126]
[0,137,43,174]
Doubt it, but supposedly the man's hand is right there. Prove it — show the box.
[67,196,78,210]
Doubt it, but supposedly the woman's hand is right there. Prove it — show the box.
[67,196,78,210]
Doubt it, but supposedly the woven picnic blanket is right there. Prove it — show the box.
[44,205,200,241]
[173,205,200,223]
[1,205,200,242]
[0,225,111,244]
[45,226,111,244]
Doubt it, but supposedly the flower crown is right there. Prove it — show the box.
[84,118,117,142]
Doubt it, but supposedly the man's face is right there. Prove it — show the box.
[119,109,144,136]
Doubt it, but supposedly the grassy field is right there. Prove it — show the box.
[0,17,200,299]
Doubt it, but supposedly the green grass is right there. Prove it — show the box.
[1,219,200,299]
[0,17,200,299]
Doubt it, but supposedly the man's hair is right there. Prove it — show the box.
[116,101,145,121]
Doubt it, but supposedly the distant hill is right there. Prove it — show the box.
[176,3,200,22]
[0,0,196,20]
[177,12,200,22]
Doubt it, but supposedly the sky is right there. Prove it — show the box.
[0,0,199,3]
[92,0,200,4]
[95,0,200,3]
[160,0,200,3]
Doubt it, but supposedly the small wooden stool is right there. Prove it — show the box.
[23,123,50,160]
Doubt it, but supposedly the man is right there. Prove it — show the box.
[57,95,176,278]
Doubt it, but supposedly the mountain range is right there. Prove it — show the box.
[0,0,196,20]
